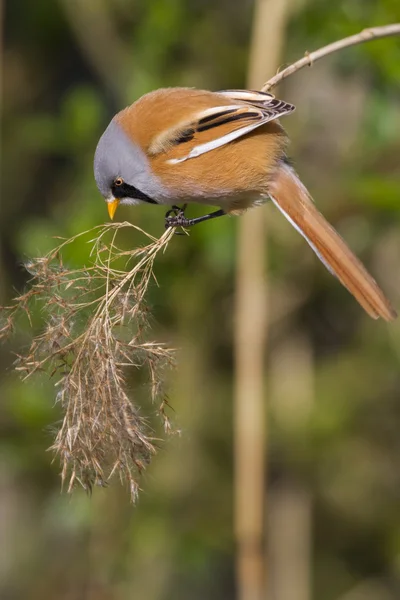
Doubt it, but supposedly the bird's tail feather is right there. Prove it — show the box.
[269,162,396,321]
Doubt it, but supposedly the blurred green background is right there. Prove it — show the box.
[1,1,400,599]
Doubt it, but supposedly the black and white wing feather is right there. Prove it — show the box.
[149,89,295,163]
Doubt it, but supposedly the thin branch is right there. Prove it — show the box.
[262,23,400,91]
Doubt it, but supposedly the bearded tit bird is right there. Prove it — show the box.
[94,87,396,321]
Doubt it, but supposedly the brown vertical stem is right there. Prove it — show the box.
[58,0,128,101]
[268,332,313,600]
[0,0,4,304]
[234,1,290,599]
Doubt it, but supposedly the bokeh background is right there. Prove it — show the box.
[2,1,400,599]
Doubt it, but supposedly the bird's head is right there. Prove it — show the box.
[94,119,162,219]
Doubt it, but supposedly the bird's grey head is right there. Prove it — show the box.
[93,119,164,209]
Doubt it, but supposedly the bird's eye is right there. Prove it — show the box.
[114,177,123,186]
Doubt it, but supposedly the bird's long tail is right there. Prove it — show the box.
[268,162,396,321]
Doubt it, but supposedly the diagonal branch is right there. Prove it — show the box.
[262,23,400,91]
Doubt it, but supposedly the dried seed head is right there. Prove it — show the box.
[1,222,176,502]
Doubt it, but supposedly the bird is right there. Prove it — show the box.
[94,87,396,321]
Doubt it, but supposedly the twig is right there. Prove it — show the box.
[262,23,400,91]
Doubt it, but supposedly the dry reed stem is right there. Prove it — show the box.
[262,23,400,91]
[1,222,176,501]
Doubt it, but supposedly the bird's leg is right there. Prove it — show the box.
[165,207,226,229]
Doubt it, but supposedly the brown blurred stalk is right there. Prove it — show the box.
[58,0,128,101]
[268,333,313,600]
[234,0,290,598]
[0,0,4,303]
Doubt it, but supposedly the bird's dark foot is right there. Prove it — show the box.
[165,213,193,228]
[165,204,191,232]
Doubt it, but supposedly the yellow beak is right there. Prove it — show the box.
[107,198,120,220]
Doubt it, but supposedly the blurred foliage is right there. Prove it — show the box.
[1,1,400,599]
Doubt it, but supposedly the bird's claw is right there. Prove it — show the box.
[164,205,191,233]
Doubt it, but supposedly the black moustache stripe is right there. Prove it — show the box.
[111,181,158,204]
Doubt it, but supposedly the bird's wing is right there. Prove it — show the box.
[218,89,295,115]
[148,90,295,163]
